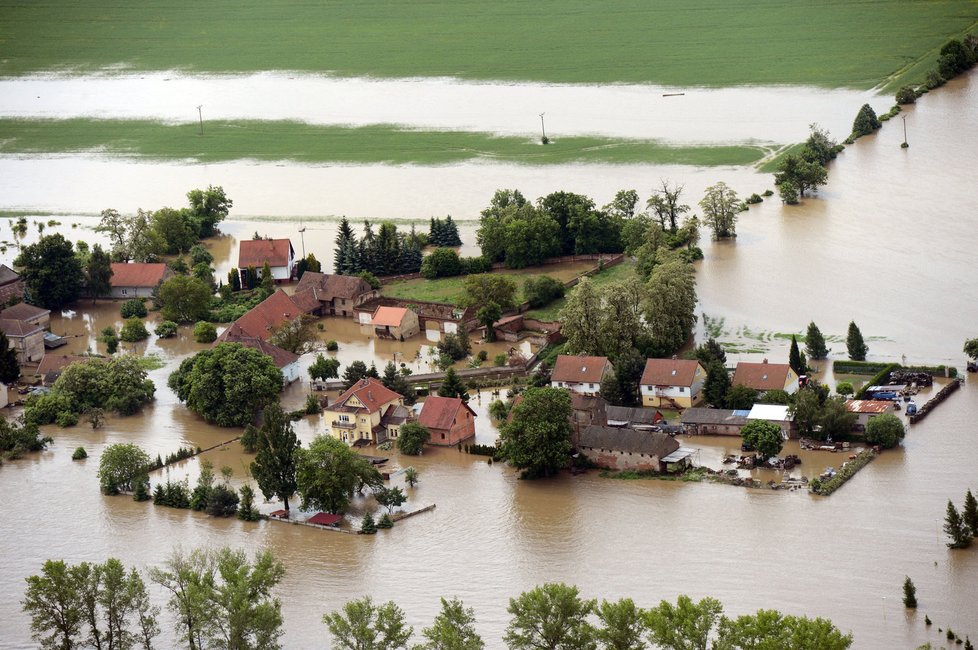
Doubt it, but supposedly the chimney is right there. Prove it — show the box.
[762,358,769,364]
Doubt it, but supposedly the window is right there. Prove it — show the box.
[441,433,445,440]
[121,289,127,295]
[680,387,686,393]
[339,415,350,422]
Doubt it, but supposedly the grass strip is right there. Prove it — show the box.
[810,449,876,496]
[0,118,768,167]
[1,1,976,89]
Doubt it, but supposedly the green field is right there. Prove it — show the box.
[0,118,770,166]
[1,1,975,88]
[525,261,639,321]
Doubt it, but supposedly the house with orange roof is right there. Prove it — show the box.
[219,323,301,384]
[366,305,420,340]
[108,263,173,298]
[550,355,613,396]
[238,239,295,283]
[217,289,306,341]
[639,358,706,409]
[324,377,407,445]
[418,395,477,446]
[732,360,800,395]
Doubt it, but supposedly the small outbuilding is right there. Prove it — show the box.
[369,306,420,340]
[577,425,680,472]
[109,263,173,298]
[680,408,750,436]
[418,396,477,446]
[845,399,895,430]
[307,512,343,527]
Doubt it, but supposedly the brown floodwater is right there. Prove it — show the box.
[0,71,976,648]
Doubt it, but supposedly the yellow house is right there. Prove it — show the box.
[639,358,706,410]
[324,377,407,445]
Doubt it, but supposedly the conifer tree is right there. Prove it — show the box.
[944,500,972,549]
[788,334,807,376]
[437,367,470,402]
[805,321,828,359]
[846,321,868,361]
[334,217,355,274]
[963,489,978,538]
[902,576,917,608]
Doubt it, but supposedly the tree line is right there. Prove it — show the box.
[24,553,853,650]
[333,217,425,277]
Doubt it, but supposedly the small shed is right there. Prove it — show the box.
[370,306,420,340]
[660,447,696,473]
[307,512,343,527]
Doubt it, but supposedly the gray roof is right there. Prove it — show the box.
[0,265,20,285]
[680,408,749,427]
[661,447,696,463]
[1,302,50,321]
[605,405,661,426]
[0,318,43,337]
[578,425,679,459]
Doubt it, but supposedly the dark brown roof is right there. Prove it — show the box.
[334,377,403,415]
[219,289,302,341]
[35,354,89,376]
[238,239,293,269]
[551,355,611,384]
[289,288,322,314]
[295,272,372,301]
[219,324,299,369]
[640,359,703,387]
[0,265,21,285]
[0,303,50,322]
[680,408,749,426]
[732,362,796,391]
[579,425,679,458]
[0,318,42,337]
[418,396,476,431]
[109,263,170,288]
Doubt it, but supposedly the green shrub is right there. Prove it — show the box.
[925,70,946,89]
[154,320,178,338]
[71,446,88,460]
[24,391,76,426]
[326,340,339,351]
[55,411,79,427]
[895,86,916,105]
[120,299,148,318]
[524,275,566,309]
[832,360,889,375]
[377,513,394,529]
[810,449,875,496]
[762,189,774,197]
[746,193,763,204]
[205,484,240,517]
[305,393,321,415]
[193,321,218,343]
[851,103,881,138]
[477,350,488,362]
[357,270,381,289]
[120,318,149,342]
[360,511,378,534]
[494,353,508,367]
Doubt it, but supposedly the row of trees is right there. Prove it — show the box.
[333,218,425,277]
[428,216,462,247]
[324,585,853,650]
[773,124,839,204]
[22,547,282,650]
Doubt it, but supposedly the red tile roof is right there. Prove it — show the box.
[732,362,796,391]
[219,289,302,341]
[0,303,50,322]
[238,239,293,269]
[307,512,343,526]
[219,324,299,369]
[371,306,409,327]
[418,396,476,431]
[109,263,170,288]
[551,355,611,384]
[640,358,703,387]
[334,377,403,415]
[289,288,322,314]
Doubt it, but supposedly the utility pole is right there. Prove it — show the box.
[901,115,909,148]
[197,105,204,136]
[539,112,547,143]
[298,226,306,258]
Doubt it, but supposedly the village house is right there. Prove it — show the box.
[0,318,45,364]
[219,323,301,384]
[639,358,706,409]
[550,355,613,396]
[323,377,406,446]
[577,425,681,472]
[418,395,477,446]
[732,360,800,394]
[238,239,295,283]
[367,306,420,340]
[0,265,25,306]
[108,263,173,298]
[217,289,307,342]
[35,354,89,386]
[0,302,50,331]
[845,399,895,431]
[292,272,377,317]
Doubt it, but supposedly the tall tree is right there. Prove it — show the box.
[805,321,828,360]
[437,367,469,402]
[558,277,604,356]
[643,595,723,650]
[902,576,917,608]
[15,233,83,309]
[250,403,300,513]
[21,560,86,650]
[774,154,828,200]
[460,274,518,312]
[595,598,646,650]
[962,489,978,537]
[295,435,383,513]
[504,583,596,650]
[186,186,232,237]
[643,259,697,354]
[86,243,113,301]
[703,361,730,408]
[699,182,739,239]
[714,610,852,650]
[206,548,286,650]
[600,280,649,360]
[334,217,357,275]
[97,443,151,494]
[846,321,868,361]
[418,597,484,650]
[152,206,198,254]
[740,420,784,459]
[159,275,213,323]
[944,500,972,549]
[397,422,430,456]
[788,335,806,376]
[324,597,413,650]
[498,387,573,479]
[603,189,639,221]
[646,180,689,231]
[0,331,20,384]
[310,354,341,382]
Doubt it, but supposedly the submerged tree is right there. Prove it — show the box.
[903,576,917,608]
[846,321,868,361]
[324,596,413,650]
[806,321,829,360]
[418,597,484,650]
[944,500,972,549]
[250,402,300,513]
[699,182,739,239]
